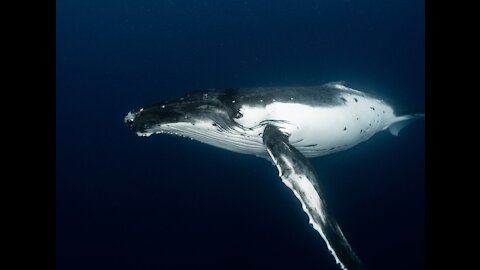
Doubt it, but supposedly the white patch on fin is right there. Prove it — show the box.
[274,154,347,270]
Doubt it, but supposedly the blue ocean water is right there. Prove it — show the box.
[56,1,425,270]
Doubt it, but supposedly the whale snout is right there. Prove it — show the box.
[124,111,136,129]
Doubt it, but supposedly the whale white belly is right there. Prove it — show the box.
[159,92,396,158]
[235,94,395,157]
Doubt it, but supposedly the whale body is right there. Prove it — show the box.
[125,82,424,270]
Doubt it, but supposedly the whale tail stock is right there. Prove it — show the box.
[387,113,425,136]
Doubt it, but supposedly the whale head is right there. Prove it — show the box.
[124,91,238,137]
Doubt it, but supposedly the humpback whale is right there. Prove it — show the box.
[124,82,424,270]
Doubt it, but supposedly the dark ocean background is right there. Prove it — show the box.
[56,1,425,269]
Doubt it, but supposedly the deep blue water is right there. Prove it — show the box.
[56,1,425,269]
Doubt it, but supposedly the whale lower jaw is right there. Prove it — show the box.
[138,122,268,156]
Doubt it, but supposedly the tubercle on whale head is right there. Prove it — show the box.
[124,90,235,136]
[124,106,184,136]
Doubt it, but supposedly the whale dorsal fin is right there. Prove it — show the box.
[323,81,347,88]
[262,125,367,270]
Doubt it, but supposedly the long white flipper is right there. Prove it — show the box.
[262,125,367,270]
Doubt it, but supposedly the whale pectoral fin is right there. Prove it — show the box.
[262,125,367,270]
